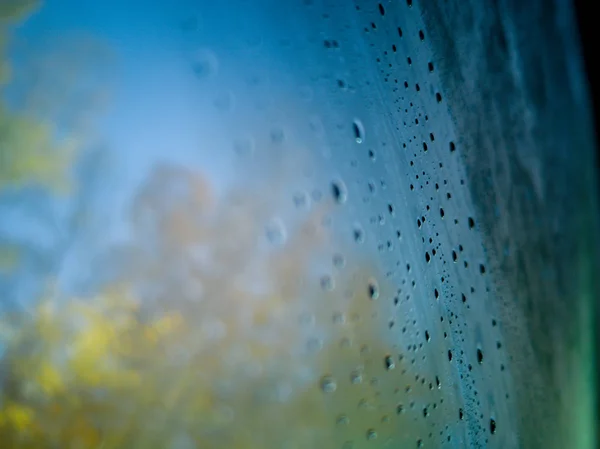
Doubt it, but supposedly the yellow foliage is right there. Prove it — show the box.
[0,403,34,432]
[0,162,433,449]
[36,361,64,396]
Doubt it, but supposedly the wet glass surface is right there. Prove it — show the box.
[0,1,597,448]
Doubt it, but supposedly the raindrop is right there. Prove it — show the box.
[332,312,345,325]
[307,337,323,353]
[384,355,395,370]
[350,369,363,384]
[320,275,335,291]
[265,219,287,245]
[477,348,484,364]
[337,414,350,426]
[368,278,380,300]
[191,48,218,78]
[320,375,337,393]
[366,429,378,440]
[332,179,348,204]
[293,191,309,209]
[353,119,365,143]
[333,253,346,269]
[353,224,365,243]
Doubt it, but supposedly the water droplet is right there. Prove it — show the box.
[320,375,337,393]
[368,278,380,300]
[320,274,335,291]
[353,119,365,143]
[191,49,218,78]
[337,414,350,426]
[307,337,323,353]
[331,179,348,204]
[353,224,365,243]
[265,218,287,245]
[293,191,309,209]
[332,312,346,324]
[384,355,395,370]
[333,253,346,269]
[366,429,378,440]
[490,418,497,434]
[350,369,363,384]
[298,312,315,327]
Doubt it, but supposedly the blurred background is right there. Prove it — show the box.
[0,1,598,448]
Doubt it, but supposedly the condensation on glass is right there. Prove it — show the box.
[0,1,597,449]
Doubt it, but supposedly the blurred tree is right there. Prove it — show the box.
[0,162,436,449]
[0,1,78,192]
[0,1,113,280]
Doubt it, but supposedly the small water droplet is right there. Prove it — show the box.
[320,375,337,393]
[350,369,363,384]
[265,219,287,245]
[332,312,346,324]
[331,179,348,204]
[298,312,315,327]
[368,278,380,300]
[353,119,365,143]
[337,414,350,426]
[306,337,323,353]
[384,355,395,370]
[191,49,219,78]
[333,253,346,269]
[353,224,365,243]
[320,275,335,291]
[293,191,309,209]
[366,429,378,440]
